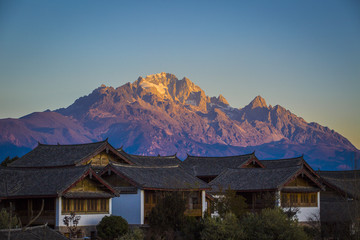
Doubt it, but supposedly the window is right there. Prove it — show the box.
[87,199,97,212]
[281,192,317,207]
[73,199,85,212]
[100,199,108,212]
[61,198,109,214]
[310,193,317,203]
[62,199,71,212]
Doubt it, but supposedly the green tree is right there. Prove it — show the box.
[148,192,186,232]
[215,189,248,218]
[200,213,244,240]
[0,208,20,229]
[118,227,143,240]
[241,208,309,240]
[97,215,128,240]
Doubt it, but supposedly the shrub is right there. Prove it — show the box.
[0,208,20,229]
[214,189,248,218]
[97,215,128,240]
[201,213,244,240]
[119,227,144,240]
[180,216,204,240]
[148,192,186,232]
[241,208,309,240]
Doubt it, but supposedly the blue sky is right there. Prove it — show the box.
[0,0,359,148]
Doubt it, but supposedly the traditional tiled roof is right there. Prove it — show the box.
[209,166,321,193]
[318,170,360,198]
[101,163,210,190]
[260,156,304,169]
[181,152,261,177]
[260,156,318,177]
[118,149,182,166]
[0,225,69,240]
[9,140,132,168]
[0,165,117,199]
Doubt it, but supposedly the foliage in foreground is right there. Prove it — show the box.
[97,215,128,240]
[148,192,186,232]
[240,208,309,240]
[145,192,309,240]
[118,227,144,240]
[0,208,20,229]
[201,213,244,240]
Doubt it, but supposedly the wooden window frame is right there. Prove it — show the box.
[281,192,317,207]
[61,198,109,214]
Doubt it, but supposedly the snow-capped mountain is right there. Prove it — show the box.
[0,73,358,170]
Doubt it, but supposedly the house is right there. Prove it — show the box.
[0,165,118,236]
[183,153,323,223]
[182,152,264,183]
[210,166,322,222]
[100,163,210,225]
[9,139,133,169]
[317,170,360,238]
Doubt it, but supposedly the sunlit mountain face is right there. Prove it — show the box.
[1,73,358,170]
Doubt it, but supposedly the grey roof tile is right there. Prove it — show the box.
[209,166,304,192]
[9,140,108,167]
[0,165,116,198]
[118,150,182,166]
[318,170,360,198]
[181,152,257,177]
[0,225,69,240]
[105,163,209,190]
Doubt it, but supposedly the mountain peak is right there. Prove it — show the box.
[248,95,267,109]
[143,72,178,85]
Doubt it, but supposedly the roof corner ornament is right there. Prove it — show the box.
[105,137,109,142]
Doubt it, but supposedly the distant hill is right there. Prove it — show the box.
[1,72,358,170]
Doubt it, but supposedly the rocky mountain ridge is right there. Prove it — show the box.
[0,73,358,170]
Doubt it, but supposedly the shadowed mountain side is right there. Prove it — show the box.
[0,73,358,170]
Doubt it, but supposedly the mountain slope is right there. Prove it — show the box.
[0,73,358,170]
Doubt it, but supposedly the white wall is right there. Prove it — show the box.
[56,197,111,227]
[295,192,320,222]
[111,189,142,225]
[280,192,321,222]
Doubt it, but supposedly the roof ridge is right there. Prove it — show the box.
[318,170,360,173]
[37,139,108,147]
[186,152,254,159]
[111,163,180,169]
[260,156,304,162]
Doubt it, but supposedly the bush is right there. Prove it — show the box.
[201,213,244,240]
[119,227,144,240]
[180,216,204,240]
[241,208,309,240]
[148,192,186,232]
[214,189,248,218]
[97,215,128,240]
[0,208,20,229]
